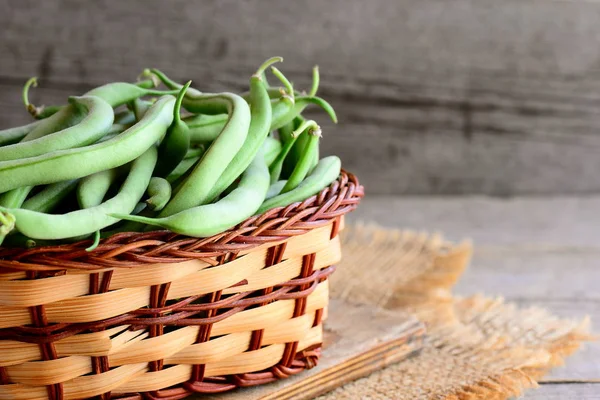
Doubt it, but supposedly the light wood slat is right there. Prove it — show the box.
[0,224,336,308]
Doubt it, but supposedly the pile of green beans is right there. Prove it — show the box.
[0,57,342,248]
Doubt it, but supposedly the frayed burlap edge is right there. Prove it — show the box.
[321,223,593,400]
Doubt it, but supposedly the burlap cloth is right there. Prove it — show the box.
[318,224,593,399]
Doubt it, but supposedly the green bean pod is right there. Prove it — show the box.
[281,126,321,193]
[184,113,228,143]
[266,180,287,200]
[85,82,178,108]
[270,95,337,131]
[112,150,269,238]
[22,104,87,142]
[204,57,280,203]
[159,93,251,215]
[263,136,282,166]
[0,121,42,147]
[154,81,192,177]
[184,146,205,159]
[146,177,172,211]
[0,186,33,208]
[0,95,175,194]
[0,211,16,245]
[0,96,114,162]
[0,146,158,240]
[23,77,158,120]
[22,180,79,213]
[77,167,124,209]
[257,156,341,215]
[129,98,154,122]
[166,156,200,184]
[114,110,136,125]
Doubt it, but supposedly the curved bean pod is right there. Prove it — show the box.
[158,90,250,215]
[0,146,158,240]
[112,150,269,238]
[0,96,114,162]
[266,180,287,200]
[0,121,41,147]
[271,95,337,131]
[263,136,283,166]
[146,177,172,211]
[257,156,341,215]
[0,186,33,208]
[281,125,321,193]
[204,57,280,203]
[154,81,192,177]
[271,119,319,184]
[22,104,87,142]
[0,210,16,245]
[0,95,175,194]
[114,110,136,125]
[184,113,228,143]
[22,180,79,213]
[77,167,124,209]
[166,156,200,184]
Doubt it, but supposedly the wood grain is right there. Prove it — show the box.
[3,0,600,194]
[201,299,425,400]
[350,196,600,397]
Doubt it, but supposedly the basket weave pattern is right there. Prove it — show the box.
[0,171,363,400]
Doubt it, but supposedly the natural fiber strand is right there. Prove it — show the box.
[320,223,592,400]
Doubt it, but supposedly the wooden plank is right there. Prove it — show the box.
[201,299,425,400]
[521,383,600,399]
[3,0,600,194]
[350,196,600,383]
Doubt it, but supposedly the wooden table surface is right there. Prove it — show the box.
[349,196,600,399]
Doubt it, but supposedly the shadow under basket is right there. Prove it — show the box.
[0,171,363,400]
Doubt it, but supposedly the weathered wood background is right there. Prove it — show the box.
[3,0,600,195]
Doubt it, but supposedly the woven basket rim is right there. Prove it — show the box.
[0,170,363,271]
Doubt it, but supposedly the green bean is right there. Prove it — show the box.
[270,66,294,97]
[111,150,269,238]
[281,123,321,193]
[0,210,16,245]
[0,121,42,147]
[22,77,61,120]
[100,202,148,237]
[204,56,280,203]
[22,180,79,213]
[166,156,199,184]
[309,66,320,97]
[83,82,176,108]
[0,95,175,194]
[271,95,337,131]
[77,167,124,209]
[263,136,282,166]
[184,146,205,159]
[0,96,114,162]
[266,180,287,200]
[271,122,296,183]
[114,110,136,125]
[257,156,341,215]
[146,177,171,211]
[22,103,87,142]
[86,230,101,252]
[184,95,293,144]
[106,123,132,136]
[148,82,251,215]
[23,78,162,120]
[0,186,33,208]
[154,81,192,177]
[184,113,228,143]
[0,146,158,240]
[282,116,316,178]
[129,98,155,122]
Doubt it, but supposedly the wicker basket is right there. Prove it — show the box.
[0,171,363,400]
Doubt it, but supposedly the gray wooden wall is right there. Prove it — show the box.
[2,0,600,196]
